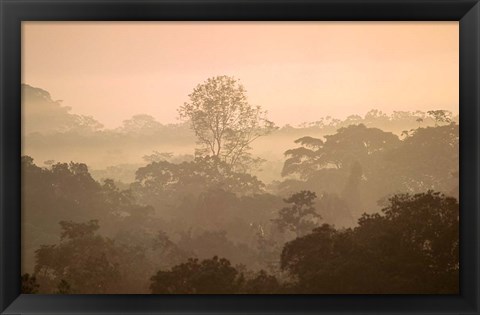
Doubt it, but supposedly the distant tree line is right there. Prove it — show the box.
[22,81,458,185]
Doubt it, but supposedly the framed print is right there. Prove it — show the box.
[1,0,479,314]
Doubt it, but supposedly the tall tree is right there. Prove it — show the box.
[341,161,363,216]
[178,75,276,171]
[273,190,321,238]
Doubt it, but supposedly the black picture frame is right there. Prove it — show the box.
[1,0,479,314]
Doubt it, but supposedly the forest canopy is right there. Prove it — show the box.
[22,81,459,294]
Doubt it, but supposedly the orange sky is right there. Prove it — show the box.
[22,22,459,128]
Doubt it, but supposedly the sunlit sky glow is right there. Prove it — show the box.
[23,22,459,128]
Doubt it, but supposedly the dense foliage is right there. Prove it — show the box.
[21,83,459,294]
[280,192,458,293]
[22,154,458,293]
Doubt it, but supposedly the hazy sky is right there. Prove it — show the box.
[23,22,459,128]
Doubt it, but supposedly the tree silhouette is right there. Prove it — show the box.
[427,110,452,126]
[34,220,121,294]
[178,76,276,171]
[273,190,321,238]
[282,124,400,179]
[242,270,281,294]
[133,156,265,204]
[384,124,459,195]
[150,256,241,294]
[280,191,459,294]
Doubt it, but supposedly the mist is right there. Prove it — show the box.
[20,18,458,296]
[21,81,459,294]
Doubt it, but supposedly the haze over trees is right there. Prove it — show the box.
[273,191,321,238]
[21,79,459,294]
[179,76,276,171]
